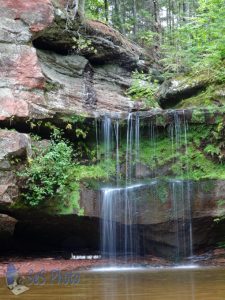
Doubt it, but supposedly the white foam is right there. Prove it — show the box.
[91,266,145,272]
[173,264,199,269]
[91,264,200,273]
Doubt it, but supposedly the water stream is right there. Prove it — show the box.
[100,112,193,262]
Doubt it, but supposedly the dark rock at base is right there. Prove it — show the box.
[13,215,100,254]
[0,214,17,251]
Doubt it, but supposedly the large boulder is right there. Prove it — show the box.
[0,130,31,208]
[157,76,207,108]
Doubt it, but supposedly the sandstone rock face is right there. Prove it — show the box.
[0,0,54,33]
[9,180,225,257]
[37,50,135,116]
[0,44,47,121]
[0,130,31,207]
[0,130,31,165]
[79,180,225,257]
[80,180,224,224]
[0,0,151,123]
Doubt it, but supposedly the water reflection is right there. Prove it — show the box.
[89,267,225,300]
[2,267,225,299]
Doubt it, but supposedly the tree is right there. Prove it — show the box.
[104,0,109,22]
[113,0,125,33]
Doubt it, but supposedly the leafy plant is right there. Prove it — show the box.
[72,36,97,54]
[19,140,76,207]
[161,0,225,81]
[127,71,159,108]
[18,136,115,214]
[204,145,220,157]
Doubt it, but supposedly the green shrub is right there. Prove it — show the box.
[19,138,115,214]
[19,140,76,207]
[126,71,160,108]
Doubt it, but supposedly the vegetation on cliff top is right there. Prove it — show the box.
[60,0,225,110]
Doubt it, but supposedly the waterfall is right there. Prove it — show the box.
[169,180,193,260]
[101,113,140,261]
[101,185,142,260]
[102,116,112,161]
[169,112,193,260]
[100,111,193,262]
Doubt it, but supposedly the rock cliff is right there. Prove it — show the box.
[0,0,154,124]
[0,0,225,259]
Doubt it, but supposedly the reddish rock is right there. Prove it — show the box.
[213,248,225,256]
[0,185,18,205]
[15,51,45,89]
[0,45,45,90]
[0,130,31,163]
[0,0,54,33]
[0,44,46,121]
[0,96,29,121]
[0,130,31,207]
[214,258,225,263]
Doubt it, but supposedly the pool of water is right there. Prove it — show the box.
[1,266,225,299]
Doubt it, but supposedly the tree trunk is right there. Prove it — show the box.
[104,0,109,22]
[153,0,161,34]
[78,0,85,18]
[133,0,137,37]
[114,0,125,33]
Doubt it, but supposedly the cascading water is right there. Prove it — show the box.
[101,185,143,260]
[168,112,193,260]
[100,113,141,261]
[100,111,193,262]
